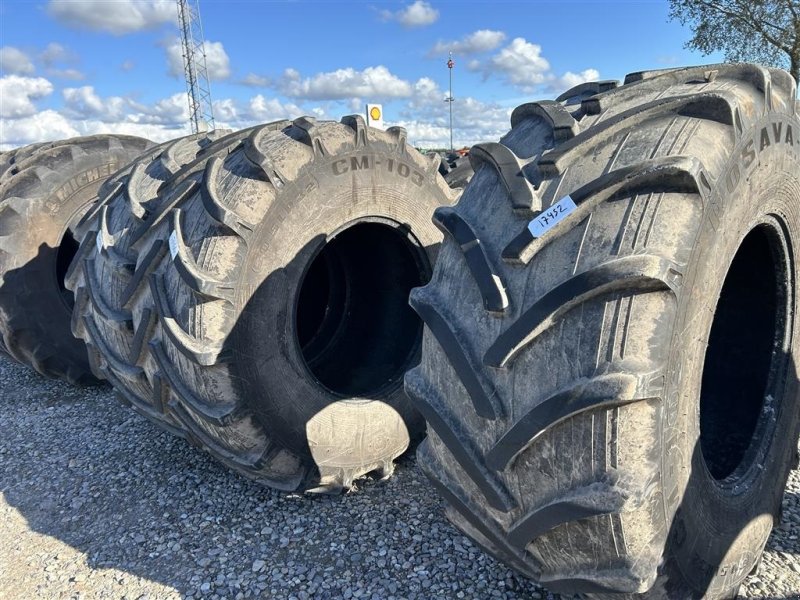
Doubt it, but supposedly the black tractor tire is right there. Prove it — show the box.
[0,142,47,180]
[405,63,800,599]
[437,154,451,177]
[66,129,235,433]
[554,79,619,106]
[442,155,474,189]
[69,117,457,492]
[0,135,152,383]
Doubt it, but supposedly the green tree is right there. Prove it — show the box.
[669,0,800,82]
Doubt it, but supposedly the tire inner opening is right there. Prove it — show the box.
[56,228,80,311]
[700,225,786,482]
[296,222,428,397]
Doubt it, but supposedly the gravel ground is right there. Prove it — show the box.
[0,354,799,600]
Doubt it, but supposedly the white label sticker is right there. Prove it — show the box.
[95,231,104,253]
[168,230,179,259]
[528,195,577,238]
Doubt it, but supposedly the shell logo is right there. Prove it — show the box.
[366,104,384,129]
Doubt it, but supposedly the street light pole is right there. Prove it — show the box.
[446,52,454,153]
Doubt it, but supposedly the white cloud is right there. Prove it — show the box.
[277,65,413,100]
[62,86,128,121]
[389,76,511,147]
[77,121,192,142]
[62,86,105,117]
[36,43,85,80]
[0,88,209,150]
[407,76,446,109]
[48,68,85,81]
[380,1,439,27]
[554,69,601,93]
[0,76,54,118]
[212,98,239,122]
[1,110,79,148]
[39,42,77,66]
[429,30,506,57]
[61,86,191,129]
[394,103,509,149]
[347,98,363,113]
[0,94,195,149]
[455,97,512,136]
[485,37,551,89]
[1,111,192,149]
[47,0,174,35]
[247,95,305,122]
[121,60,136,72]
[240,73,270,87]
[393,120,450,148]
[166,39,231,81]
[0,47,35,75]
[201,42,231,81]
[0,84,510,152]
[130,93,190,125]
[473,37,600,94]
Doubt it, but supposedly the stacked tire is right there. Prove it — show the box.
[406,63,800,598]
[68,116,458,492]
[441,155,474,189]
[0,135,152,383]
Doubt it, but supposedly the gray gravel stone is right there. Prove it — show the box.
[0,355,798,598]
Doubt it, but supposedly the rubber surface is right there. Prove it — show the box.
[442,155,474,189]
[406,64,800,598]
[0,135,152,383]
[69,117,458,492]
[66,129,234,428]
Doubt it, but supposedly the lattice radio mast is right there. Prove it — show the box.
[176,0,214,132]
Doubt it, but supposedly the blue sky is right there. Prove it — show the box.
[0,0,723,149]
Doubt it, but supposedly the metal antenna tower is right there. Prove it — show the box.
[176,0,214,132]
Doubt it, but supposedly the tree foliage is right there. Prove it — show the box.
[669,0,800,82]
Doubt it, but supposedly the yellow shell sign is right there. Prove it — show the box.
[366,103,384,129]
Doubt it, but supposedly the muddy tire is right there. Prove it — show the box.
[69,117,456,491]
[0,135,152,383]
[0,142,46,180]
[406,64,800,598]
[66,129,235,430]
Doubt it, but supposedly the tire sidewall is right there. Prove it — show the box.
[231,145,446,461]
[0,158,123,377]
[661,112,800,597]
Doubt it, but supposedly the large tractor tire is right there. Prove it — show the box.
[442,155,474,189]
[0,135,152,383]
[69,117,457,491]
[406,63,800,599]
[0,142,47,179]
[66,129,234,433]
